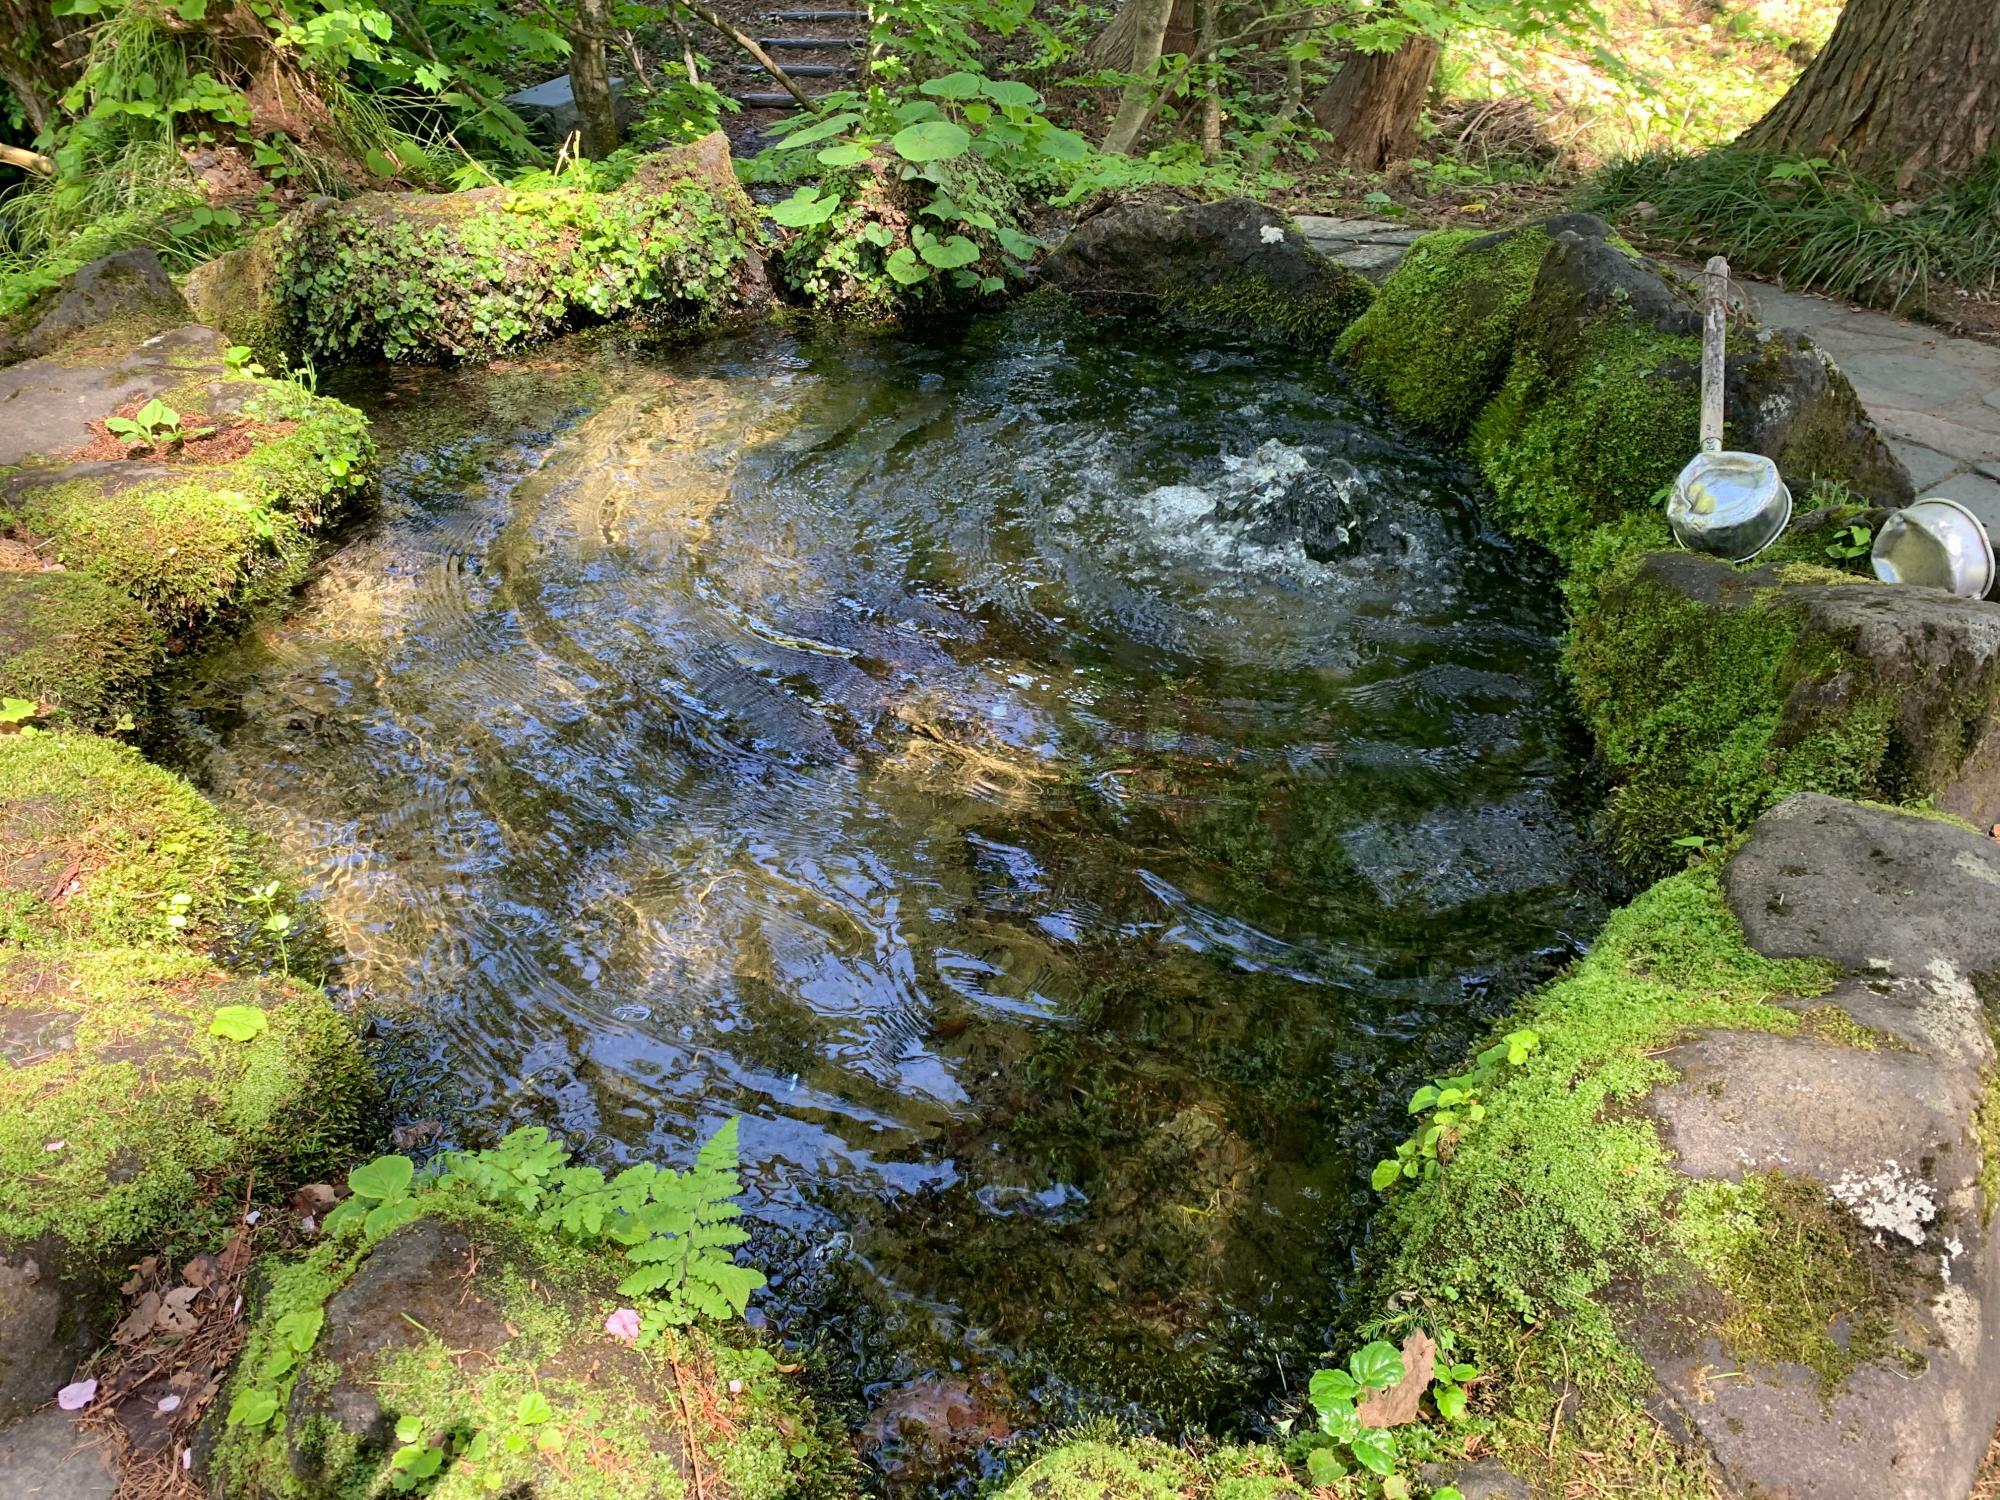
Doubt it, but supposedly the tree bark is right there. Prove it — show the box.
[0,0,85,136]
[1099,0,1177,155]
[1737,0,1999,189]
[568,0,622,159]
[1308,36,1440,171]
[1089,0,1194,72]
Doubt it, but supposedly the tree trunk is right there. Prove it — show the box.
[1196,0,1221,159]
[1737,0,1998,189]
[568,0,622,159]
[1099,0,1176,155]
[0,0,85,136]
[1089,0,1194,71]
[1308,36,1440,171]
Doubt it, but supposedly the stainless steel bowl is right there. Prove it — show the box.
[1872,497,1996,599]
[1667,449,1793,562]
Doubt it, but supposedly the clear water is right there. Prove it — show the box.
[170,309,1603,1482]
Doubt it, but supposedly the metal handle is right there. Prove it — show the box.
[1700,255,1729,454]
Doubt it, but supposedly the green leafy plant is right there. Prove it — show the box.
[209,1004,270,1042]
[1303,1340,1404,1482]
[238,878,296,973]
[103,397,188,449]
[1825,521,1873,560]
[0,696,47,736]
[1373,1030,1539,1190]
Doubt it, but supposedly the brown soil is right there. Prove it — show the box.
[64,400,293,466]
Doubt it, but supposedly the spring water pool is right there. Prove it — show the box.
[169,306,1604,1484]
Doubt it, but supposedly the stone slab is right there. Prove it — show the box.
[0,325,230,466]
[1889,438,1965,492]
[0,1409,119,1500]
[1726,793,2000,979]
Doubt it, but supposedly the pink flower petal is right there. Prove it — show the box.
[603,1307,641,1343]
[56,1379,97,1411]
[157,1394,182,1414]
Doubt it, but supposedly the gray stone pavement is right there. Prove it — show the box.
[1743,281,2000,532]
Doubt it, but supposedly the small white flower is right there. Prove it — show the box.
[157,1395,182,1414]
[1259,225,1286,244]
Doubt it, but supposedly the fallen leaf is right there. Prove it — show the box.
[114,1292,162,1345]
[291,1184,338,1217]
[156,1286,201,1336]
[119,1257,161,1297]
[1357,1329,1437,1429]
[181,1253,221,1289]
[217,1231,255,1278]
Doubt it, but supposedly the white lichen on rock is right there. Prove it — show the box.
[1831,1160,1936,1245]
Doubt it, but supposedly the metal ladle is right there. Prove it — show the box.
[1666,256,1792,562]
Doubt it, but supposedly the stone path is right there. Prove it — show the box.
[1743,281,2000,532]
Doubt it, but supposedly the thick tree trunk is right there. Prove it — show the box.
[1308,36,1441,171]
[1089,0,1194,72]
[568,0,622,159]
[1099,0,1176,155]
[0,0,85,136]
[1738,0,1999,189]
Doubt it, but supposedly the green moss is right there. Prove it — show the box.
[1472,316,1701,566]
[996,1436,1308,1500]
[1364,861,1833,1495]
[214,1201,851,1500]
[0,944,374,1254]
[1793,1003,1909,1052]
[182,232,288,369]
[1980,1070,2000,1228]
[1669,1172,1929,1396]
[10,376,371,627]
[1334,226,1550,436]
[0,570,161,729]
[1566,555,1895,875]
[1165,264,1374,352]
[279,148,764,363]
[0,729,278,950]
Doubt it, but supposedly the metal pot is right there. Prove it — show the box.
[1667,449,1794,562]
[1871,497,1996,599]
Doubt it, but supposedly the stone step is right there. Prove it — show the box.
[767,9,861,18]
[737,62,854,76]
[756,35,861,47]
[733,91,809,107]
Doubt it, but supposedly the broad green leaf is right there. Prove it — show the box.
[816,142,873,167]
[1308,1368,1358,1408]
[980,78,1039,107]
[919,70,982,99]
[767,187,839,229]
[1032,126,1089,161]
[209,1005,269,1042]
[1349,1340,1404,1390]
[226,1388,279,1427]
[916,232,979,269]
[1305,1447,1344,1485]
[884,247,930,285]
[1370,1159,1402,1191]
[768,111,858,150]
[274,1308,324,1353]
[1349,1427,1397,1476]
[514,1391,554,1425]
[891,120,970,164]
[348,1154,415,1202]
[364,1196,424,1239]
[1436,1382,1468,1421]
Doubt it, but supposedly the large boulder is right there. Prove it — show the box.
[0,250,192,367]
[1624,795,2000,1500]
[1570,548,2000,871]
[1038,197,1376,349]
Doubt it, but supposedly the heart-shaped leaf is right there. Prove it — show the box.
[348,1154,415,1203]
[210,1005,269,1042]
[891,120,970,164]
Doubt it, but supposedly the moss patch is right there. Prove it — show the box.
[1334,226,1551,437]
[1362,860,1833,1496]
[0,944,373,1255]
[1164,265,1374,352]
[213,1202,853,1500]
[0,729,273,951]
[997,1436,1307,1500]
[0,570,161,729]
[182,231,287,369]
[1566,554,1895,875]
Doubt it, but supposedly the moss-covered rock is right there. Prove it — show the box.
[183,230,287,371]
[0,729,272,951]
[1038,197,1375,349]
[0,248,193,367]
[996,1436,1308,1500]
[5,372,373,626]
[212,1205,853,1500]
[276,132,770,363]
[0,569,161,728]
[1332,221,1557,437]
[0,944,374,1256]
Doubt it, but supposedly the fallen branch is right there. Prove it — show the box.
[1,143,55,174]
[672,0,821,111]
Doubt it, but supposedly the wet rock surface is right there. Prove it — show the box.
[0,324,232,467]
[0,1407,119,1500]
[0,1240,92,1425]
[1630,794,2000,1499]
[1039,197,1375,345]
[1291,214,1425,281]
